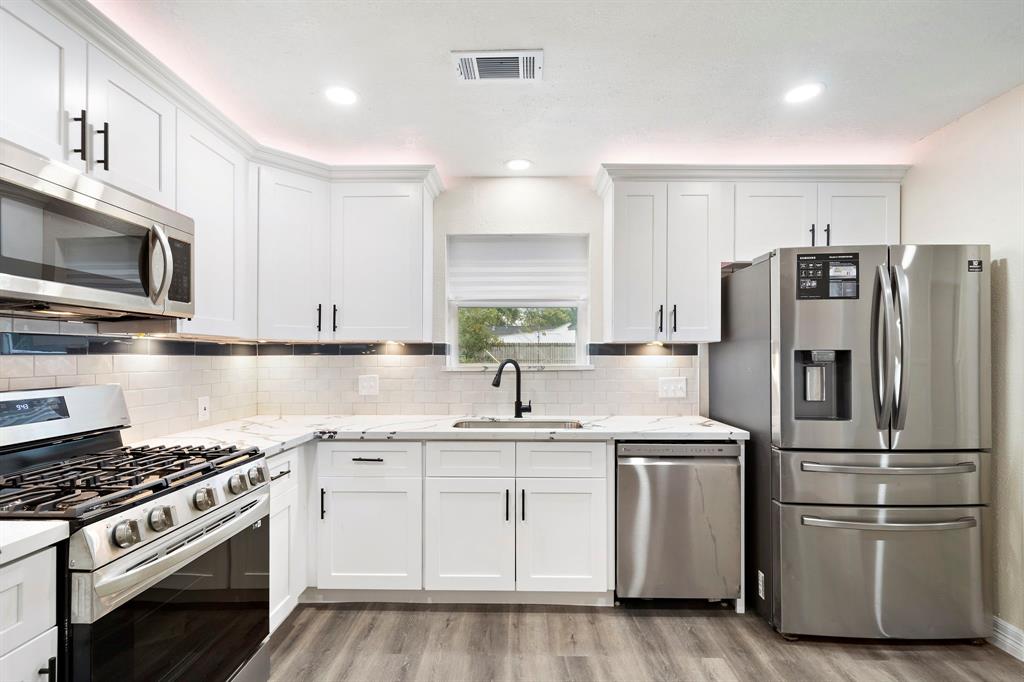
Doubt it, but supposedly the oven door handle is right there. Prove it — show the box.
[93,493,268,600]
[149,223,174,305]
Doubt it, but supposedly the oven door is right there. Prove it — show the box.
[69,494,268,682]
[0,157,193,319]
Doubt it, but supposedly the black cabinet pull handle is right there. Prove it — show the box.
[809,223,816,247]
[351,457,384,462]
[332,304,339,332]
[825,223,831,246]
[39,656,56,682]
[521,489,526,521]
[672,304,677,333]
[316,303,322,332]
[270,469,291,481]
[72,110,87,161]
[505,489,509,521]
[95,121,109,170]
[320,488,326,519]
[657,304,664,333]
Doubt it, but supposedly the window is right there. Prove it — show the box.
[447,234,589,368]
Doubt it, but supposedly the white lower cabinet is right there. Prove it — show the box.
[0,627,57,682]
[424,477,515,591]
[515,478,608,592]
[317,476,422,589]
[270,485,301,630]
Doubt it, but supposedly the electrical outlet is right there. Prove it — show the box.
[197,396,210,422]
[658,376,687,398]
[358,374,379,396]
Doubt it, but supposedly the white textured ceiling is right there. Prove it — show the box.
[87,0,1023,177]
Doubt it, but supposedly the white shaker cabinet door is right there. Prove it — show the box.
[665,182,734,342]
[270,484,300,631]
[515,478,607,592]
[329,182,425,341]
[86,46,176,207]
[734,182,817,261]
[317,476,422,590]
[0,0,87,170]
[0,627,57,682]
[176,112,254,338]
[607,182,667,342]
[816,182,900,246]
[424,477,515,591]
[257,166,330,341]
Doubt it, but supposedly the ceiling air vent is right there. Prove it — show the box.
[452,50,543,81]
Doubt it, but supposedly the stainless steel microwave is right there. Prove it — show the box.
[0,140,193,322]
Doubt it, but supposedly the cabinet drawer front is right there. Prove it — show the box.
[268,449,299,494]
[775,450,987,506]
[317,442,422,477]
[0,548,56,656]
[776,503,989,639]
[0,626,57,682]
[516,442,607,478]
[425,442,515,477]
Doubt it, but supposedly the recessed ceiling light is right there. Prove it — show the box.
[784,82,825,104]
[505,159,532,171]
[324,86,358,106]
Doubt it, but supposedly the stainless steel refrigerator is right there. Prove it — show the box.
[710,244,991,639]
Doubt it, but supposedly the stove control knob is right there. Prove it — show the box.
[112,520,141,549]
[247,466,266,486]
[148,505,175,532]
[228,473,248,495]
[193,487,216,511]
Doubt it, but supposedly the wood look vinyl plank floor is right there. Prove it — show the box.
[268,603,1024,682]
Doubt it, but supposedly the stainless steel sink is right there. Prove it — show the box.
[452,419,584,430]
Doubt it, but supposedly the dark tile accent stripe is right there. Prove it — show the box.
[588,343,698,357]
[1,332,692,358]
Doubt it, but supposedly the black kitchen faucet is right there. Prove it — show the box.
[491,359,532,418]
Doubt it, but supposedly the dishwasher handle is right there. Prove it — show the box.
[618,456,740,466]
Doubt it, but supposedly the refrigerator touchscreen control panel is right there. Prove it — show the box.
[796,252,860,300]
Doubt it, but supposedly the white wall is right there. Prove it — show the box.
[432,176,604,338]
[902,84,1024,631]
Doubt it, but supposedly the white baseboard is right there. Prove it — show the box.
[300,588,616,607]
[990,616,1024,662]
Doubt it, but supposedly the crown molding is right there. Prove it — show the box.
[43,0,444,193]
[594,163,911,195]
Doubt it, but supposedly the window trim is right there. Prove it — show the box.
[446,298,591,370]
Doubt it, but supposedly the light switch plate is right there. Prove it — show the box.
[658,376,687,398]
[197,396,210,422]
[358,374,380,396]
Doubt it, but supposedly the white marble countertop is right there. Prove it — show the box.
[136,415,749,457]
[0,520,69,565]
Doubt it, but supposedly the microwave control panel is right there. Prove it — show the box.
[796,252,860,300]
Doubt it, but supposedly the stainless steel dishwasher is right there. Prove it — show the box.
[616,442,741,599]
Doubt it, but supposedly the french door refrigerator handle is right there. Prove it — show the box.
[801,461,977,475]
[892,265,911,430]
[871,264,897,429]
[802,516,977,532]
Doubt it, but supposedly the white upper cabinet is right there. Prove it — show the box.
[602,179,732,342]
[734,182,818,261]
[86,46,176,207]
[257,166,330,341]
[175,112,254,338]
[735,181,901,260]
[816,182,900,247]
[607,182,666,342]
[329,182,426,341]
[666,182,734,342]
[0,0,87,170]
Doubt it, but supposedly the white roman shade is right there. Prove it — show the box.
[447,234,589,301]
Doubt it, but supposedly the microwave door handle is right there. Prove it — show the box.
[892,265,911,430]
[149,223,174,305]
[872,264,896,429]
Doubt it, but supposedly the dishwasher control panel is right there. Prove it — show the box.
[616,442,740,458]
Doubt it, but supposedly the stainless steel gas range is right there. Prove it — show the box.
[0,385,270,682]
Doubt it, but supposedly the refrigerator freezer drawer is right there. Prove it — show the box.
[773,449,988,506]
[775,502,990,639]
[616,457,740,598]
